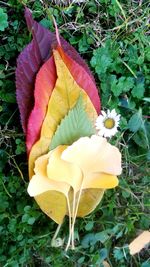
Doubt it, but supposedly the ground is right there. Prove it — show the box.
[0,0,150,266]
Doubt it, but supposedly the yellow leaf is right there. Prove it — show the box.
[27,152,70,197]
[75,188,104,217]
[82,172,118,189]
[27,151,71,224]
[47,145,82,192]
[61,135,122,176]
[28,49,97,224]
[35,191,67,224]
[129,231,150,255]
[29,49,97,178]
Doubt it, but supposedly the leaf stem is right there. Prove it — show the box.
[51,221,63,246]
[65,195,73,251]
[65,190,75,251]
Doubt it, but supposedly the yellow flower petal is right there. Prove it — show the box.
[27,174,70,197]
[27,152,70,197]
[61,135,122,176]
[47,145,83,192]
[82,172,119,189]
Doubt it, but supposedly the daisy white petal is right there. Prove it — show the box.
[95,109,120,138]
[101,110,107,116]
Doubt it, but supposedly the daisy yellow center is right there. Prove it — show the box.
[104,118,115,129]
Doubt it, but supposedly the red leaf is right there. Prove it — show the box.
[26,56,56,154]
[25,8,95,80]
[16,8,56,133]
[16,8,100,134]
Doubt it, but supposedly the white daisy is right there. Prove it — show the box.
[95,109,120,138]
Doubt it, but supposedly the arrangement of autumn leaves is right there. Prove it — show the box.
[16,8,122,250]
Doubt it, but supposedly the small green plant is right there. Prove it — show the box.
[0,8,8,31]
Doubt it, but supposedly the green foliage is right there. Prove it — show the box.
[0,0,149,266]
[0,8,8,31]
[128,109,143,132]
[50,96,95,150]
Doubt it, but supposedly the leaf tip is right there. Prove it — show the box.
[52,16,61,46]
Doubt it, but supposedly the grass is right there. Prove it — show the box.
[0,0,150,266]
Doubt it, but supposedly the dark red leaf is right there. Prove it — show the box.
[16,7,100,134]
[16,41,41,133]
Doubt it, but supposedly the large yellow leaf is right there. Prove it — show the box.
[29,49,97,178]
[70,188,104,217]
[61,135,122,176]
[35,191,67,224]
[27,151,71,224]
[28,49,97,223]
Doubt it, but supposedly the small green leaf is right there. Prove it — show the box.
[113,247,124,261]
[143,98,150,102]
[132,80,145,99]
[27,217,35,225]
[141,261,150,267]
[50,96,95,150]
[81,233,96,248]
[133,130,149,149]
[0,8,8,31]
[95,231,109,243]
[111,76,134,97]
[85,221,94,231]
[99,248,108,261]
[128,109,143,132]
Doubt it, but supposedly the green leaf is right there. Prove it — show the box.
[95,231,109,243]
[128,109,143,132]
[131,76,145,99]
[143,97,150,102]
[90,40,120,77]
[50,96,95,150]
[85,221,94,231]
[113,248,124,261]
[133,129,149,149]
[27,217,35,225]
[111,76,134,97]
[81,233,96,248]
[141,261,150,267]
[0,8,8,31]
[99,248,108,261]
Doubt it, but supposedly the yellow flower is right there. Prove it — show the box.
[28,134,121,208]
[27,135,122,250]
